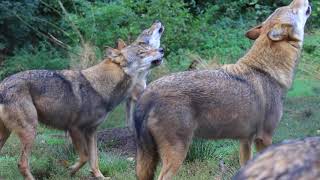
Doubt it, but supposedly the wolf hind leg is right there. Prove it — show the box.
[0,120,11,152]
[125,98,136,131]
[148,107,194,180]
[12,101,38,180]
[0,105,11,152]
[17,127,36,180]
[5,98,38,180]
[153,124,193,180]
[136,145,159,180]
[157,140,191,180]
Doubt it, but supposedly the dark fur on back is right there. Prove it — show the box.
[233,137,320,180]
[0,69,121,130]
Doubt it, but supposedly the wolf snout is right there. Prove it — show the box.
[154,20,164,33]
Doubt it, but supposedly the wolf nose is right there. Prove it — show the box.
[159,48,164,54]
[306,5,311,15]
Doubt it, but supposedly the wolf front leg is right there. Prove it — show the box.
[239,139,253,166]
[126,79,146,131]
[69,128,89,176]
[86,131,105,178]
[126,97,136,131]
[254,136,272,152]
[17,128,36,180]
[6,100,38,180]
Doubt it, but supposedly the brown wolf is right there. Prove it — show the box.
[233,137,320,180]
[134,0,312,179]
[125,21,164,131]
[0,36,164,179]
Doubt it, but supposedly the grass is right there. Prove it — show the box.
[0,31,319,180]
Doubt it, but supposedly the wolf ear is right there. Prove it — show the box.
[267,24,286,41]
[267,23,293,41]
[106,47,120,58]
[106,47,126,66]
[245,24,263,40]
[117,39,127,50]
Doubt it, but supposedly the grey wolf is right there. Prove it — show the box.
[233,137,320,180]
[134,0,312,179]
[125,20,164,131]
[0,35,164,179]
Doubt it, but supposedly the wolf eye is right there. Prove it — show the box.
[137,51,145,57]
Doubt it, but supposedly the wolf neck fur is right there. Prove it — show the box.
[81,59,133,104]
[224,35,301,89]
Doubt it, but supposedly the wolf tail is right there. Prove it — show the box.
[134,95,159,180]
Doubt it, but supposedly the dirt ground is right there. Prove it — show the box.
[97,127,136,156]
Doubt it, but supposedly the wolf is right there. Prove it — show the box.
[125,20,164,131]
[0,35,164,179]
[233,137,320,180]
[134,0,312,179]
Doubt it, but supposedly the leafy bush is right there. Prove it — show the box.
[309,1,320,28]
[0,43,69,80]
[0,0,82,55]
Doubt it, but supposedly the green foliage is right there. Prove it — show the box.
[187,139,238,162]
[99,104,126,129]
[0,44,69,80]
[288,79,320,97]
[0,0,39,53]
[99,153,133,177]
[68,2,140,48]
[0,0,81,54]
[123,0,193,54]
[309,1,320,28]
[0,1,319,179]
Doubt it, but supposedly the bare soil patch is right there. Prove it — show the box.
[97,127,136,156]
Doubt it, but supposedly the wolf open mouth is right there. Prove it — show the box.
[158,26,164,34]
[306,5,311,16]
[151,59,163,66]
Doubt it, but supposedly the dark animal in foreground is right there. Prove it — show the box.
[134,0,312,179]
[0,33,164,179]
[233,136,320,180]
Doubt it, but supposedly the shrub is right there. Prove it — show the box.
[0,43,69,80]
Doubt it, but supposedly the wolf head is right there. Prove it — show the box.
[246,0,311,47]
[106,41,164,76]
[134,20,165,49]
[105,21,165,76]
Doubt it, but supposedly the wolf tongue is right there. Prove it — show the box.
[155,60,162,65]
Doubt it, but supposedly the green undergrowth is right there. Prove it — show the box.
[0,22,319,180]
